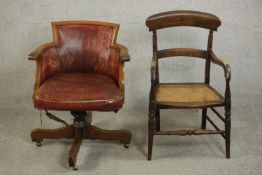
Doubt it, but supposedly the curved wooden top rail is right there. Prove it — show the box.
[146,10,221,31]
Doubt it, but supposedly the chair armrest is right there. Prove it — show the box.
[114,43,130,62]
[109,43,130,95]
[28,42,60,89]
[210,50,231,80]
[28,42,57,61]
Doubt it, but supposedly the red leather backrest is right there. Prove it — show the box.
[52,21,119,74]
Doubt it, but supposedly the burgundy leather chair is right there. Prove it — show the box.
[28,21,132,170]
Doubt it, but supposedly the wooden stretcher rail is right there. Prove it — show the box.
[155,129,224,136]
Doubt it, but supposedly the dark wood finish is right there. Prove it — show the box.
[155,129,224,136]
[146,10,221,31]
[201,30,213,130]
[148,112,155,161]
[146,11,231,160]
[225,79,231,158]
[31,125,74,143]
[68,128,82,167]
[155,106,160,131]
[157,48,207,59]
[152,30,159,84]
[31,112,132,168]
[210,50,231,80]
[85,126,131,144]
[201,108,207,129]
[205,30,213,84]
[148,30,158,161]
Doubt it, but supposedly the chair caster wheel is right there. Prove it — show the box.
[124,144,129,149]
[72,165,78,171]
[36,142,42,147]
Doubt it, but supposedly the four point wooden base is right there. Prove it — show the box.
[31,112,132,169]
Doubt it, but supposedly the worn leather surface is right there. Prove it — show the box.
[40,46,60,85]
[56,24,119,79]
[34,73,123,111]
[39,24,120,84]
[34,23,124,110]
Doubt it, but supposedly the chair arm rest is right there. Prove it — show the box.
[28,42,57,60]
[210,50,231,80]
[109,43,130,95]
[114,43,130,62]
[28,42,59,89]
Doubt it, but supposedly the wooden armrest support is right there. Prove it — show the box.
[210,50,231,80]
[28,42,57,61]
[114,43,130,62]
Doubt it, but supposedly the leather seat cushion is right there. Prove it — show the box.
[33,73,123,111]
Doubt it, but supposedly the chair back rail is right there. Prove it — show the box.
[146,11,219,84]
[146,10,221,31]
[157,48,207,59]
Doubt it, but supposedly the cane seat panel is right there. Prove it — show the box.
[156,83,224,107]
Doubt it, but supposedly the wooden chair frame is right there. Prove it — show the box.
[146,11,231,160]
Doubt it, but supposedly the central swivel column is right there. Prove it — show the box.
[68,111,91,170]
[68,111,131,170]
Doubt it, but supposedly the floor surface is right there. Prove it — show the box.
[0,96,261,175]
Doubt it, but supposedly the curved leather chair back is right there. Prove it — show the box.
[51,21,120,76]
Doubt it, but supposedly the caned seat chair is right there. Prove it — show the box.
[145,11,231,160]
[28,21,132,170]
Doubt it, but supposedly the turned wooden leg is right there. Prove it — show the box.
[68,128,82,168]
[31,125,74,143]
[148,112,155,161]
[85,126,132,145]
[155,107,160,132]
[224,79,231,159]
[225,108,231,159]
[201,108,207,129]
